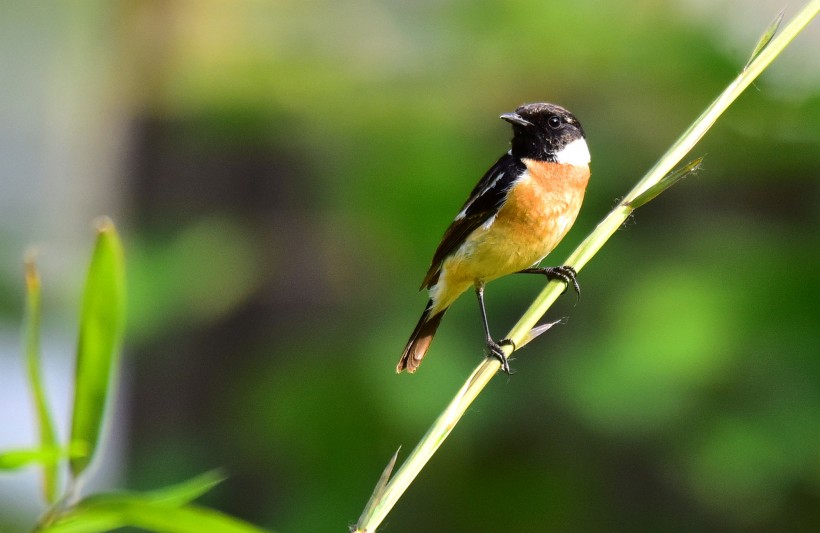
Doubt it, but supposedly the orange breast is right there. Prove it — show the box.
[430,160,589,312]
[496,160,590,259]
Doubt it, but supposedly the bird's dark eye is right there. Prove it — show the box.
[547,116,562,129]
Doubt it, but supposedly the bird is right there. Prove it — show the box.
[396,102,591,374]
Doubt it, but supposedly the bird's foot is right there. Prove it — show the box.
[487,338,516,374]
[520,265,580,302]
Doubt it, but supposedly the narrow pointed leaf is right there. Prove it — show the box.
[0,447,70,470]
[23,254,60,501]
[516,319,563,349]
[43,497,274,533]
[69,218,127,478]
[745,10,784,70]
[357,448,400,530]
[78,469,226,508]
[143,469,226,506]
[627,157,703,210]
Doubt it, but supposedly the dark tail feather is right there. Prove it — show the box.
[396,300,446,374]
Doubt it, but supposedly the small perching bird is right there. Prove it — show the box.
[397,103,590,374]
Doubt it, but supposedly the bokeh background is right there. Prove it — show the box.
[1,1,819,531]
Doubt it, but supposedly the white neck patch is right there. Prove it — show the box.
[555,138,590,166]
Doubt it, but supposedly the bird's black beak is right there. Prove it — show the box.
[500,112,533,128]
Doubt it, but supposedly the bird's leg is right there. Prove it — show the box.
[475,282,515,374]
[518,265,580,300]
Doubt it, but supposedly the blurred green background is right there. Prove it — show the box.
[1,1,819,531]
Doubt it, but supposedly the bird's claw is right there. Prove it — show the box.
[487,338,516,374]
[544,265,580,297]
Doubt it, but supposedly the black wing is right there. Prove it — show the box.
[420,153,524,289]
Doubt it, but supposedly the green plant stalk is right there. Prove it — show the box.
[24,254,60,503]
[355,2,820,531]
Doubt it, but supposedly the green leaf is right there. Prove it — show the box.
[23,253,60,502]
[42,496,275,533]
[143,469,226,506]
[69,218,127,478]
[0,447,67,470]
[79,469,226,508]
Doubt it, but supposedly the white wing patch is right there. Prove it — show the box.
[480,214,497,230]
[454,171,505,221]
